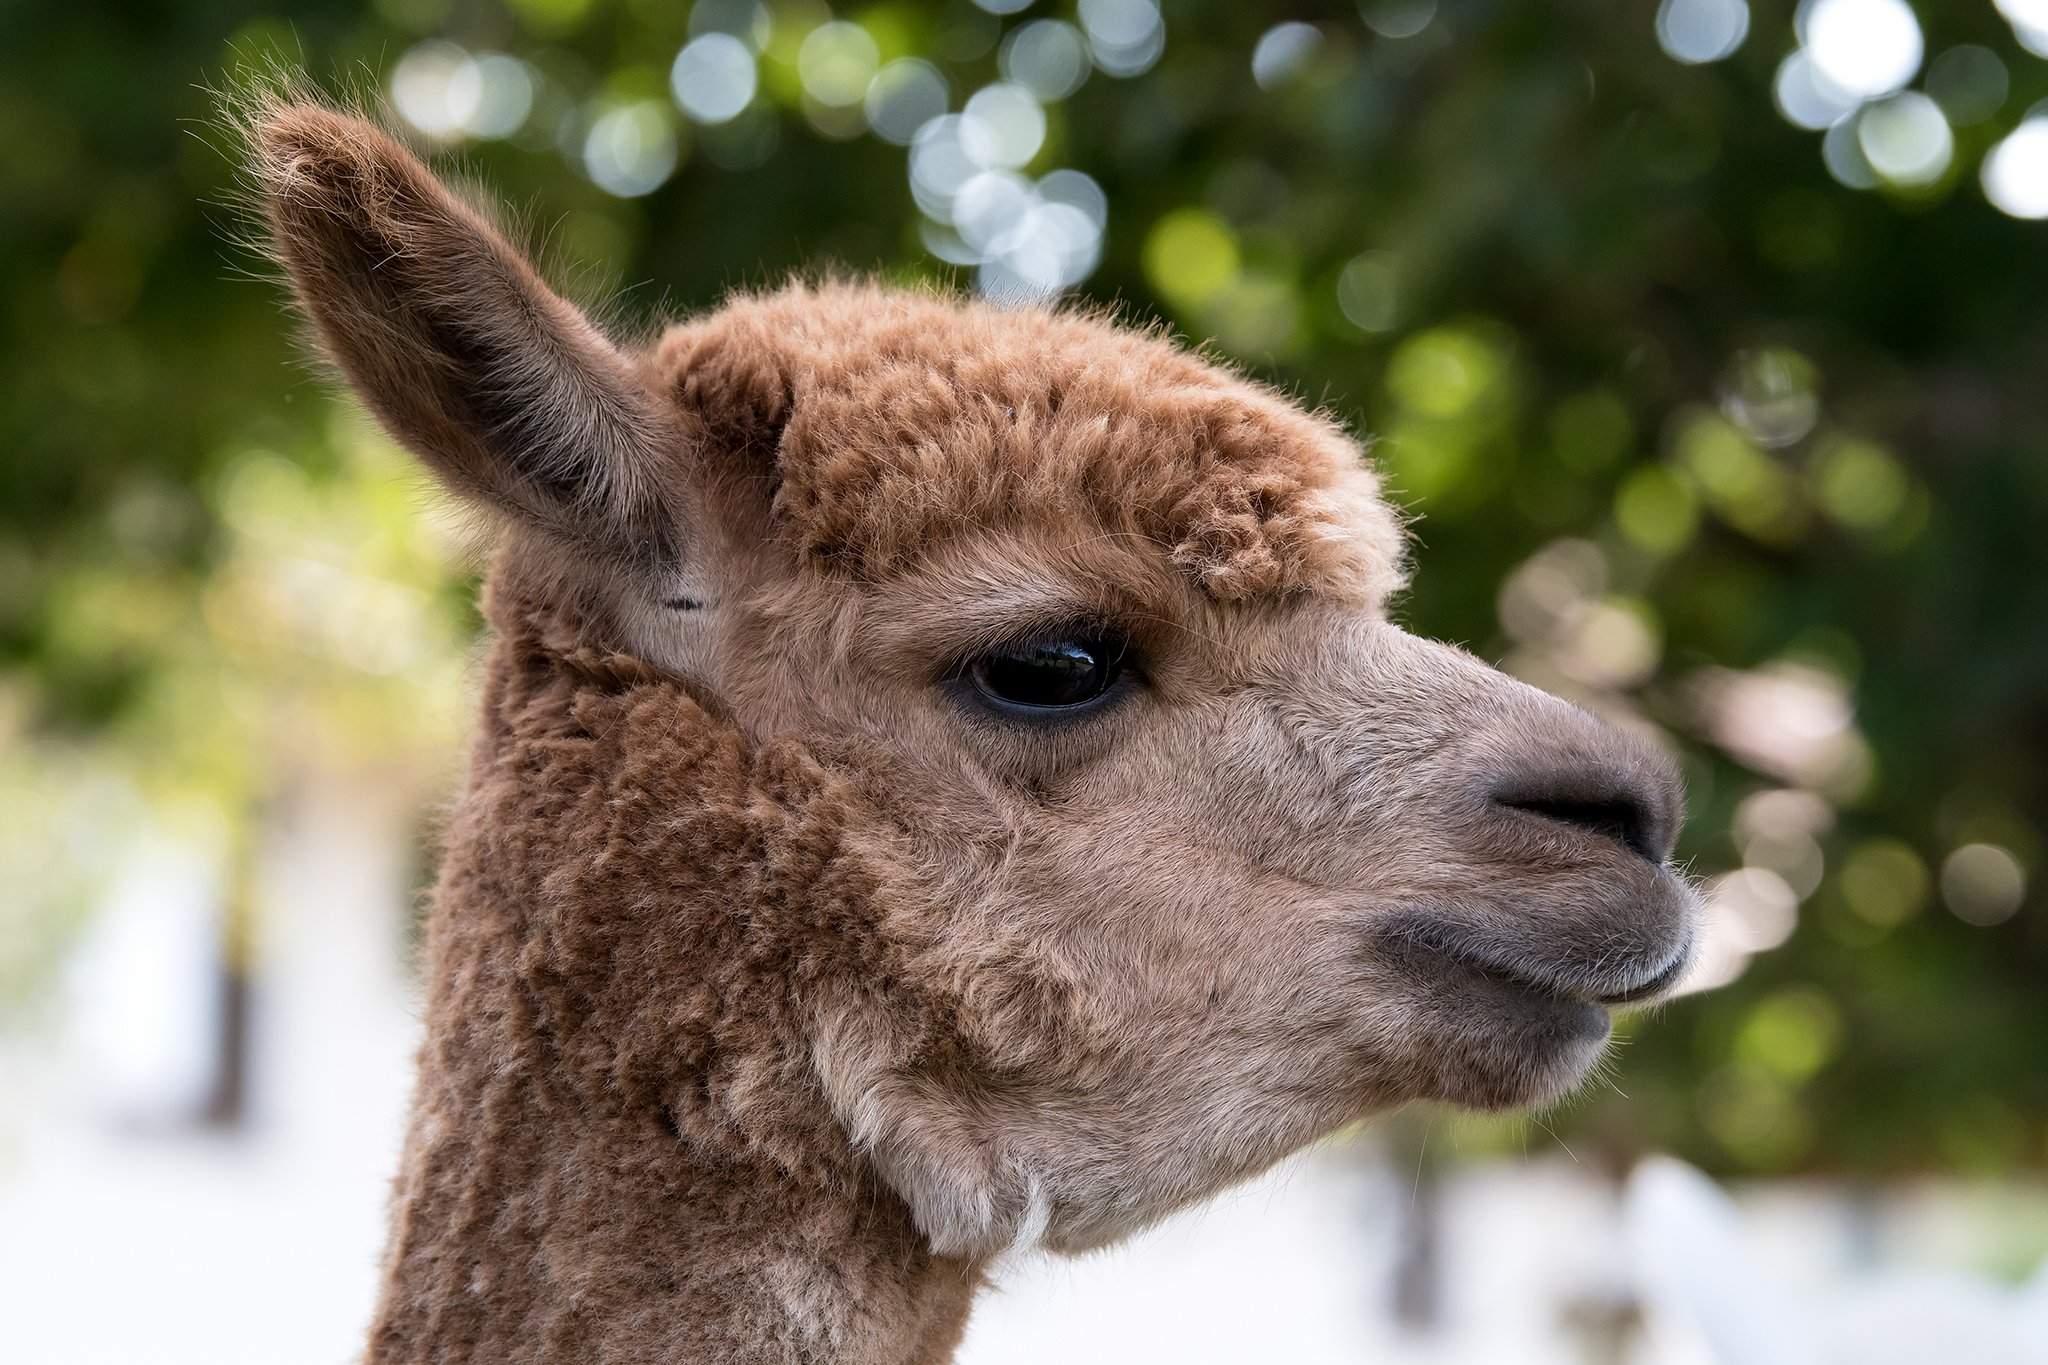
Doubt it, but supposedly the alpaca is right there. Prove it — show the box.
[244,100,1699,1364]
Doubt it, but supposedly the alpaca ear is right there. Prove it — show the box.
[246,101,681,564]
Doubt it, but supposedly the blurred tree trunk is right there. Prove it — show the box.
[1386,1114,1442,1331]
[198,811,259,1128]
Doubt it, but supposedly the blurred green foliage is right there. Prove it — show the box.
[2,0,2045,1176]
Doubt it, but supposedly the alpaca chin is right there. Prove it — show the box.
[809,1007,1317,1262]
[883,1145,1053,1262]
[809,1015,1037,1259]
[857,1120,1137,1262]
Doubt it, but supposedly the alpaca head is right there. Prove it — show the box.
[251,104,1699,1261]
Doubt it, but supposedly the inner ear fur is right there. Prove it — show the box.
[243,97,684,565]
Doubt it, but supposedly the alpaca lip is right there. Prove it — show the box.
[1396,931,1693,1012]
[1456,953,1606,1011]
[1592,946,1691,1005]
[1463,943,1691,1010]
[1384,934,1600,1017]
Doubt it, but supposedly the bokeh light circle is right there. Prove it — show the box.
[1361,0,1437,39]
[1655,0,1750,66]
[1925,45,2009,128]
[1252,23,1323,90]
[1982,117,2048,218]
[1080,0,1166,78]
[1001,20,1090,102]
[1773,50,1858,131]
[960,83,1046,170]
[671,33,757,125]
[1856,92,1952,188]
[1800,0,1923,101]
[797,21,880,108]
[582,102,678,198]
[1037,168,1108,229]
[1940,844,2027,925]
[866,60,950,146]
[391,42,482,140]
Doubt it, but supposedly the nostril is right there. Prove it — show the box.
[1497,793,1659,863]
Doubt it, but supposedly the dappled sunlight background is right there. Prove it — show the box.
[2,1,2045,1361]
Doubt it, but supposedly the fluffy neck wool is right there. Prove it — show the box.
[365,581,981,1364]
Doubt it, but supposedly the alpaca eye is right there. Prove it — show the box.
[967,638,1125,713]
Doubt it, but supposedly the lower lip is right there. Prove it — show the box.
[1595,951,1690,1005]
[1423,950,1616,1036]
[1367,926,1654,1036]
[1434,936,1692,1012]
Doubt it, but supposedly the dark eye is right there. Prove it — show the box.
[965,638,1126,714]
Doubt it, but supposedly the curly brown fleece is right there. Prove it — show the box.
[651,285,1406,602]
[374,580,979,1362]
[244,96,1701,1364]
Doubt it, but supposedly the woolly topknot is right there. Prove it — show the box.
[653,282,1409,604]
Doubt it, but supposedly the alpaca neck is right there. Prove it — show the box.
[365,594,984,1361]
[366,1043,980,1363]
